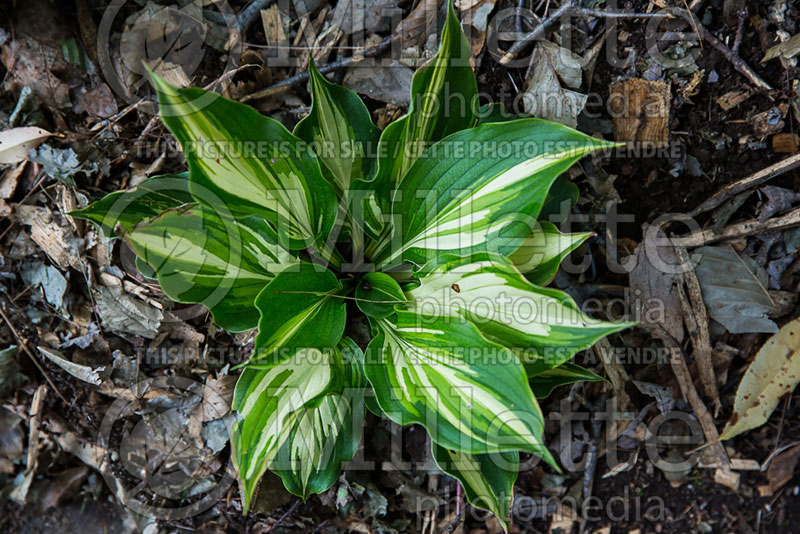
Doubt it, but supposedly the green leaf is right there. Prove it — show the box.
[249,264,347,366]
[373,120,613,268]
[476,102,521,125]
[407,255,630,368]
[232,346,336,510]
[527,362,606,398]
[508,221,592,286]
[271,337,366,498]
[432,443,518,531]
[365,310,555,461]
[374,2,478,190]
[294,59,380,191]
[355,272,405,319]
[70,173,193,237]
[148,70,338,249]
[125,204,297,332]
[538,175,579,224]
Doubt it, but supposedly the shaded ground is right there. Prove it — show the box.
[1,0,800,533]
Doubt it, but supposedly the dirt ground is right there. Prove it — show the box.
[1,0,799,533]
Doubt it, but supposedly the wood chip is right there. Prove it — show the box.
[773,133,800,153]
[609,79,670,147]
[716,90,751,111]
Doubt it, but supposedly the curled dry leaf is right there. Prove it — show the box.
[721,317,800,440]
[37,346,109,386]
[0,127,52,164]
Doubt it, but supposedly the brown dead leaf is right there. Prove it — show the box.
[29,466,90,512]
[0,36,71,108]
[456,0,496,63]
[0,162,26,199]
[759,444,800,496]
[203,373,236,421]
[628,224,684,342]
[396,0,439,51]
[15,205,83,271]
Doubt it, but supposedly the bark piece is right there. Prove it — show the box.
[609,79,670,147]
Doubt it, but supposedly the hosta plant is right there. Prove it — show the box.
[72,4,628,528]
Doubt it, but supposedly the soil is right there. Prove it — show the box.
[1,0,799,533]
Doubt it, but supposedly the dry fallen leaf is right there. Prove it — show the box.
[0,127,52,164]
[721,316,800,439]
[759,444,800,496]
[37,346,109,386]
[522,44,587,128]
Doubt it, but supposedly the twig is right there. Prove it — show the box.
[8,384,47,504]
[266,499,300,532]
[499,2,668,65]
[241,36,393,102]
[670,7,772,92]
[455,482,463,516]
[689,153,800,217]
[442,510,465,534]
[592,337,631,410]
[573,7,670,19]
[732,0,747,55]
[579,397,603,534]
[657,329,738,490]
[499,1,574,65]
[237,0,276,31]
[0,304,70,405]
[672,246,720,416]
[673,205,800,248]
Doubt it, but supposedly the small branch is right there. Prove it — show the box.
[689,153,800,217]
[673,206,800,248]
[573,7,670,19]
[497,2,772,92]
[732,0,747,55]
[266,499,300,532]
[672,243,720,416]
[671,7,773,92]
[658,329,737,490]
[499,2,668,65]
[499,1,574,65]
[241,36,393,102]
[237,0,276,31]
[0,304,69,405]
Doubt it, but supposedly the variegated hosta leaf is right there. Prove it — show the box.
[432,443,518,530]
[355,272,406,319]
[508,221,592,286]
[148,71,337,249]
[373,120,613,268]
[374,2,478,192]
[124,204,297,332]
[232,347,335,510]
[538,175,580,224]
[271,337,366,497]
[527,362,605,398]
[294,60,380,192]
[249,263,347,366]
[70,173,193,238]
[407,255,629,368]
[365,310,555,461]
